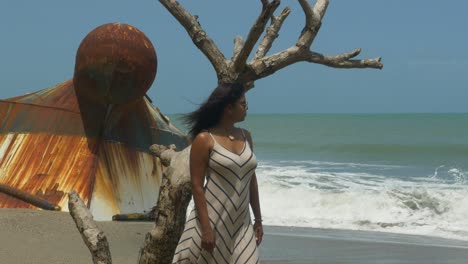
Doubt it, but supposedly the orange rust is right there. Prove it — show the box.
[0,133,97,209]
[5,80,79,112]
[74,23,157,105]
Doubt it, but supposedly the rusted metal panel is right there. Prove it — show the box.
[0,82,186,151]
[0,85,187,217]
[101,97,187,151]
[0,133,98,209]
[90,142,163,220]
[5,80,79,112]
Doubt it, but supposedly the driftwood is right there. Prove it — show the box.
[138,144,192,264]
[68,191,112,264]
[159,0,383,89]
[0,183,61,211]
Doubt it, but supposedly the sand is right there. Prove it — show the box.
[2,209,468,264]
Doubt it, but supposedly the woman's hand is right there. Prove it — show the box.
[253,221,264,245]
[201,227,216,253]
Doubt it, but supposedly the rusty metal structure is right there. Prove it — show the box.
[0,23,188,220]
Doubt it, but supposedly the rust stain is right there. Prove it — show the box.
[0,83,85,136]
[92,141,163,215]
[35,183,65,206]
[0,133,97,209]
[73,23,157,105]
[5,80,79,113]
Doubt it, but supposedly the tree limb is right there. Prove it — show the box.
[245,47,383,84]
[254,7,291,60]
[232,36,244,61]
[68,191,112,264]
[246,46,303,83]
[232,0,280,72]
[297,0,329,48]
[159,0,384,90]
[261,0,269,11]
[305,49,383,69]
[159,0,227,75]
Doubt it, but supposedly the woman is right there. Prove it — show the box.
[172,83,263,263]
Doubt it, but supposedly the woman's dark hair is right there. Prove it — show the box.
[183,83,245,139]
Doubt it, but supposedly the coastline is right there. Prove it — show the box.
[2,209,468,264]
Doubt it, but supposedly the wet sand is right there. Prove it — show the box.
[2,209,468,264]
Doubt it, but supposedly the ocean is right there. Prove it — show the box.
[168,113,468,241]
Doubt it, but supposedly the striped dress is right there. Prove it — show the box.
[172,131,259,264]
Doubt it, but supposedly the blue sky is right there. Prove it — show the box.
[0,0,467,114]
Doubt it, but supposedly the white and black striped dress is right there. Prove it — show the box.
[172,131,259,264]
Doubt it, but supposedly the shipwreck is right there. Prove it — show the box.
[0,23,188,220]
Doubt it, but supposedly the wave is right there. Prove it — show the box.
[255,161,468,241]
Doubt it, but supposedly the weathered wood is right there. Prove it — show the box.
[0,183,61,211]
[68,191,112,264]
[159,0,384,88]
[232,0,280,72]
[138,145,192,264]
[158,0,228,76]
[232,36,244,61]
[246,48,383,84]
[254,7,291,60]
[297,0,327,48]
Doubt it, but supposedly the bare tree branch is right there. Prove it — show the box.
[159,0,227,75]
[297,0,329,48]
[245,47,383,85]
[160,0,383,90]
[254,7,291,60]
[246,46,303,83]
[68,191,112,264]
[232,36,244,61]
[305,49,383,69]
[232,0,280,72]
[261,0,269,11]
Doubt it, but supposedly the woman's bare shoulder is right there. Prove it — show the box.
[192,131,214,148]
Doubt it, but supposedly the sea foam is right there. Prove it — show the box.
[256,161,468,241]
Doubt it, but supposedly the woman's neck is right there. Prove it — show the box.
[217,119,235,132]
[214,120,237,140]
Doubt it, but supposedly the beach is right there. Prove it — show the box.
[2,113,468,264]
[2,209,468,264]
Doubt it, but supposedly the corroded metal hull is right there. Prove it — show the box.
[0,80,187,220]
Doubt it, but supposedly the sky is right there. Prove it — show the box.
[0,0,467,114]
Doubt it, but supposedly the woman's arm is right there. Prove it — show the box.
[249,173,262,222]
[190,132,215,252]
[244,129,264,245]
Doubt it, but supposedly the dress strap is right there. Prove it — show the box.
[240,128,246,139]
[208,131,218,144]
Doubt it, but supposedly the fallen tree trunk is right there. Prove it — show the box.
[0,183,61,211]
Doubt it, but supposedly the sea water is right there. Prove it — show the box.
[169,113,468,241]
